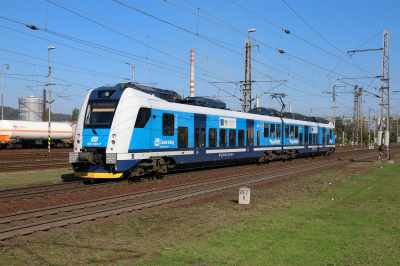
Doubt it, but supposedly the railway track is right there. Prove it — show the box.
[0,150,72,173]
[0,148,376,203]
[0,151,380,242]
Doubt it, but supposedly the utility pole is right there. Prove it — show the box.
[353,85,358,149]
[359,87,363,149]
[47,46,55,156]
[377,30,390,160]
[43,89,46,122]
[241,30,255,112]
[342,115,345,145]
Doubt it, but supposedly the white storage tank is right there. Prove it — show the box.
[18,95,43,121]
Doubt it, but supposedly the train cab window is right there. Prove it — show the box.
[257,131,260,146]
[276,125,281,138]
[264,123,269,138]
[162,113,174,136]
[178,127,188,148]
[220,129,227,147]
[295,126,299,138]
[195,128,200,147]
[290,126,294,138]
[229,129,236,146]
[270,124,275,138]
[238,130,245,146]
[285,125,289,138]
[134,107,151,128]
[201,128,206,147]
[299,133,303,145]
[209,128,217,147]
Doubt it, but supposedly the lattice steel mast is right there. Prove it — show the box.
[378,30,390,160]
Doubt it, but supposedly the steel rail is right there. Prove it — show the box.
[0,152,377,241]
[0,148,379,202]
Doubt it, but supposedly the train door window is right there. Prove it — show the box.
[276,125,281,138]
[327,134,330,143]
[313,134,316,144]
[257,131,260,146]
[229,129,236,146]
[295,126,299,138]
[195,128,200,147]
[134,107,151,128]
[209,128,217,147]
[162,113,174,136]
[246,129,253,146]
[220,129,227,147]
[178,127,188,148]
[323,131,326,144]
[238,130,245,146]
[201,128,206,147]
[264,123,269,138]
[285,125,289,138]
[270,124,275,138]
[309,134,311,144]
[299,133,303,145]
[290,126,294,138]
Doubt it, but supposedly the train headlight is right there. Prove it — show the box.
[77,139,80,144]
[77,133,81,138]
[106,153,117,164]
[112,134,116,139]
[111,140,116,145]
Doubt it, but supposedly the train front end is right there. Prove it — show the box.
[69,84,147,178]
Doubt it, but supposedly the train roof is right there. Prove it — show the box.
[97,83,182,102]
[178,97,227,109]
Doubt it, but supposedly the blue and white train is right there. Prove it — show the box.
[69,83,335,179]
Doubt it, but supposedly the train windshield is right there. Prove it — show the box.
[84,101,119,129]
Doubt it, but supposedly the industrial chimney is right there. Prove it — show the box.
[190,49,194,97]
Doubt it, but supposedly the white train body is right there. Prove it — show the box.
[0,120,74,148]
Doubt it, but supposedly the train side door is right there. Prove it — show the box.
[304,125,309,149]
[246,119,254,152]
[194,114,206,159]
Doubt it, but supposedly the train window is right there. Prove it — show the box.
[285,125,289,138]
[299,133,303,145]
[295,126,299,138]
[209,128,217,147]
[178,127,188,148]
[84,101,118,129]
[276,125,281,138]
[257,131,260,146]
[201,128,206,147]
[290,126,294,138]
[327,134,330,143]
[195,128,200,147]
[229,129,236,146]
[238,130,244,146]
[162,113,174,136]
[134,107,151,128]
[220,129,227,147]
[270,124,275,138]
[246,130,253,146]
[264,123,269,138]
[313,134,316,144]
[309,134,311,144]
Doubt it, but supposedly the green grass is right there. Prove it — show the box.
[0,168,74,189]
[0,161,399,265]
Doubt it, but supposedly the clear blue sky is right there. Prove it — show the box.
[1,0,399,120]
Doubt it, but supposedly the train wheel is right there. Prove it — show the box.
[57,143,64,149]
